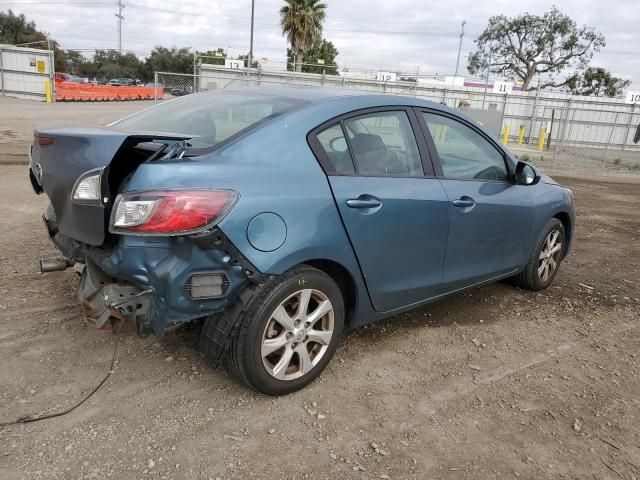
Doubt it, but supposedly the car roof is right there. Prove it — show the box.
[221,85,369,102]
[218,85,453,114]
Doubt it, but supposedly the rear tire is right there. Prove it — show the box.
[220,265,344,395]
[513,218,565,291]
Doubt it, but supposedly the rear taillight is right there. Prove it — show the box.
[110,189,239,236]
[35,135,54,146]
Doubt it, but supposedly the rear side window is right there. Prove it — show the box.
[422,112,509,182]
[316,124,355,174]
[111,91,301,149]
[343,111,423,176]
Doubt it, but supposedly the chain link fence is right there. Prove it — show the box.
[155,67,640,176]
[154,72,196,101]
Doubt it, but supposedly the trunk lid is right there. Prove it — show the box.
[30,125,190,246]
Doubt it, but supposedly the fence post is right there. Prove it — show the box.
[527,83,541,144]
[602,111,620,162]
[622,104,635,151]
[0,46,4,96]
[49,45,55,103]
[154,72,158,104]
[193,53,197,93]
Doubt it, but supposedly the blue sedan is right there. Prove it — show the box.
[29,87,575,395]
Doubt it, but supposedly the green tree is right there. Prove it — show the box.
[568,67,631,97]
[468,7,606,90]
[92,49,146,80]
[64,49,86,75]
[286,38,338,74]
[145,46,194,77]
[279,0,326,72]
[0,9,68,71]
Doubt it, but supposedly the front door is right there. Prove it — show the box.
[311,109,449,312]
[418,110,534,291]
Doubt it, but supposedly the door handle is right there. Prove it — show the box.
[346,198,382,209]
[452,197,476,208]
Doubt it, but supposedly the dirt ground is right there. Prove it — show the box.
[1,97,639,480]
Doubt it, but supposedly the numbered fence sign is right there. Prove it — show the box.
[625,91,640,104]
[225,59,242,70]
[492,81,514,94]
[376,71,397,83]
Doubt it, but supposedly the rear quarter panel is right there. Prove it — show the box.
[123,98,384,325]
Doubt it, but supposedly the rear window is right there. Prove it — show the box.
[111,91,301,149]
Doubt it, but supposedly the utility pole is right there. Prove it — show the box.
[454,20,466,78]
[115,0,125,54]
[247,0,255,77]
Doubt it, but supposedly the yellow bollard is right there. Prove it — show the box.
[538,127,547,151]
[518,125,525,144]
[502,124,510,146]
[45,79,52,103]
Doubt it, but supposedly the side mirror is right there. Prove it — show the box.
[515,161,540,186]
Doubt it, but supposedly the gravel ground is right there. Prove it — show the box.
[1,97,639,480]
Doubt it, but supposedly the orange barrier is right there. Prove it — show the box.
[55,82,163,102]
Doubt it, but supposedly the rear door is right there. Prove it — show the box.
[309,108,449,312]
[416,109,534,291]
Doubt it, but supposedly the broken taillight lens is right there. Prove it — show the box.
[110,189,239,236]
[35,135,54,146]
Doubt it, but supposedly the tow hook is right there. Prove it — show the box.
[39,256,74,273]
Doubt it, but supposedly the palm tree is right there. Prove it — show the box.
[280,0,327,72]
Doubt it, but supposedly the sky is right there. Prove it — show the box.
[3,0,639,88]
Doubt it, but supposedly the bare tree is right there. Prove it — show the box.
[468,7,606,90]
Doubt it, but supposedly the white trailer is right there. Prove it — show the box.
[0,44,54,102]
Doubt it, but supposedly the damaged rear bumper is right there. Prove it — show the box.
[79,258,153,334]
[43,205,259,336]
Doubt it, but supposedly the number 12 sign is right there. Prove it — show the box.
[625,91,640,104]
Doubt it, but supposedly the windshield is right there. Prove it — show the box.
[111,91,302,149]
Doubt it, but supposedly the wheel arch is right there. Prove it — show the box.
[553,211,572,257]
[302,259,359,327]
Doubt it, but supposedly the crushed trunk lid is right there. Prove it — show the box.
[29,125,191,246]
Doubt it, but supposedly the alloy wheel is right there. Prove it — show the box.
[538,230,563,282]
[261,288,334,381]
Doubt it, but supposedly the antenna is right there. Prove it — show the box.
[115,0,125,54]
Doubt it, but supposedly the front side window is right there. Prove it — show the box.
[422,112,509,182]
[343,111,423,176]
[111,91,301,149]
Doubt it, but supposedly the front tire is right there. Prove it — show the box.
[513,218,565,291]
[221,265,344,395]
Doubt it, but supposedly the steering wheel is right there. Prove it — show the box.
[473,165,505,181]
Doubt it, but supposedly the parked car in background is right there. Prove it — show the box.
[170,85,193,96]
[54,73,85,84]
[29,87,575,395]
[108,78,136,87]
